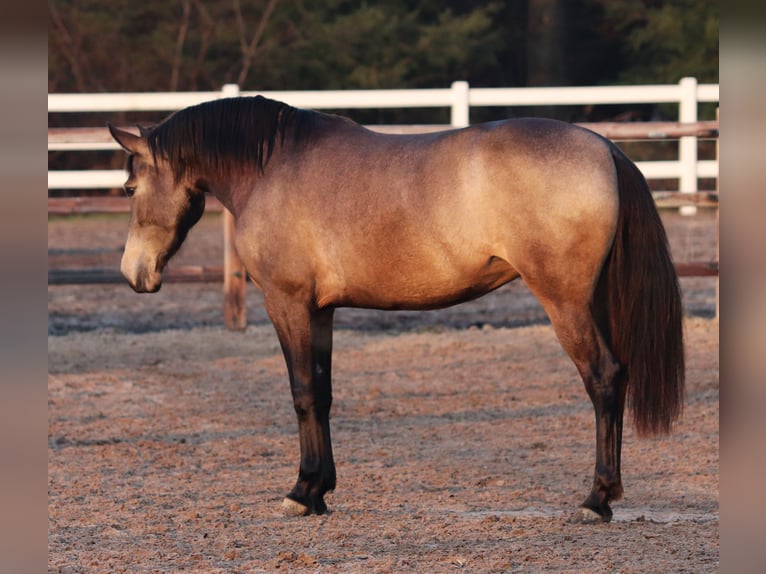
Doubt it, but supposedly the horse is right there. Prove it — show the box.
[108,94,684,523]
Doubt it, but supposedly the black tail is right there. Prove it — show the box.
[602,146,685,436]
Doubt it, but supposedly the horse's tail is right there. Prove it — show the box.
[600,145,685,436]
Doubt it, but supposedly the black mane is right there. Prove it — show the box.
[146,96,319,181]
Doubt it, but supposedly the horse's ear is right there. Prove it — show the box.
[107,122,147,154]
[137,124,152,138]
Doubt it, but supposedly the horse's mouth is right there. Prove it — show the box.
[120,260,163,293]
[127,268,162,293]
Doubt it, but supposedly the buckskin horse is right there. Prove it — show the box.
[108,95,684,523]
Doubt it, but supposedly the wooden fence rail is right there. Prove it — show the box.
[48,259,719,287]
[47,120,720,148]
[48,266,225,285]
[47,190,718,217]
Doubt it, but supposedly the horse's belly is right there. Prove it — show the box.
[320,255,519,311]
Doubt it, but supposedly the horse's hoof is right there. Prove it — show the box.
[281,497,311,517]
[571,507,609,524]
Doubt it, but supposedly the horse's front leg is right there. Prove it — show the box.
[265,295,336,516]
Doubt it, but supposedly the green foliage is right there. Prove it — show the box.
[592,0,718,84]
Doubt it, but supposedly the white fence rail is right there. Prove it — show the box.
[49,78,719,191]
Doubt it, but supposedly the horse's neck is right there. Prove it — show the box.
[207,176,254,219]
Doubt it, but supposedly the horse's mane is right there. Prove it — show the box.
[146,96,320,181]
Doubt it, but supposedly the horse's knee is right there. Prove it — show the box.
[292,393,313,419]
[291,388,332,420]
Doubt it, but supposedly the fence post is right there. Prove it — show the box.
[221,84,247,331]
[715,107,719,319]
[450,81,470,127]
[678,77,698,215]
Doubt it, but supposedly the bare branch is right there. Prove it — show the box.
[170,0,192,91]
[190,0,214,89]
[233,0,249,55]
[48,0,88,91]
[236,0,280,86]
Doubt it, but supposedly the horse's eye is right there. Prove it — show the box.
[124,186,136,198]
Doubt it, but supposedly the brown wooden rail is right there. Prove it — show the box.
[48,259,718,286]
[47,191,718,216]
[48,121,720,145]
[48,196,225,215]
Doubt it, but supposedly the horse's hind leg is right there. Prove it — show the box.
[530,292,627,523]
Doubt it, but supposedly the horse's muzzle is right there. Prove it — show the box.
[128,270,162,293]
[121,257,162,293]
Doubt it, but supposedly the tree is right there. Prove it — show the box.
[48,0,507,94]
[590,0,718,84]
[49,0,718,94]
[48,0,718,120]
[526,0,568,86]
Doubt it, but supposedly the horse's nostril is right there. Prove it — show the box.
[121,264,161,293]
[134,269,162,293]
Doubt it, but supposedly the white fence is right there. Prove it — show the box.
[48,78,719,192]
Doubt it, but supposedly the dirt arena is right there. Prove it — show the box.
[48,209,718,572]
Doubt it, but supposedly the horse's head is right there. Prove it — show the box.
[108,124,205,293]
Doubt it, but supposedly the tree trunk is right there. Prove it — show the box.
[526,0,568,86]
[170,0,192,92]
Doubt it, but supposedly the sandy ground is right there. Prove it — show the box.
[48,209,718,572]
